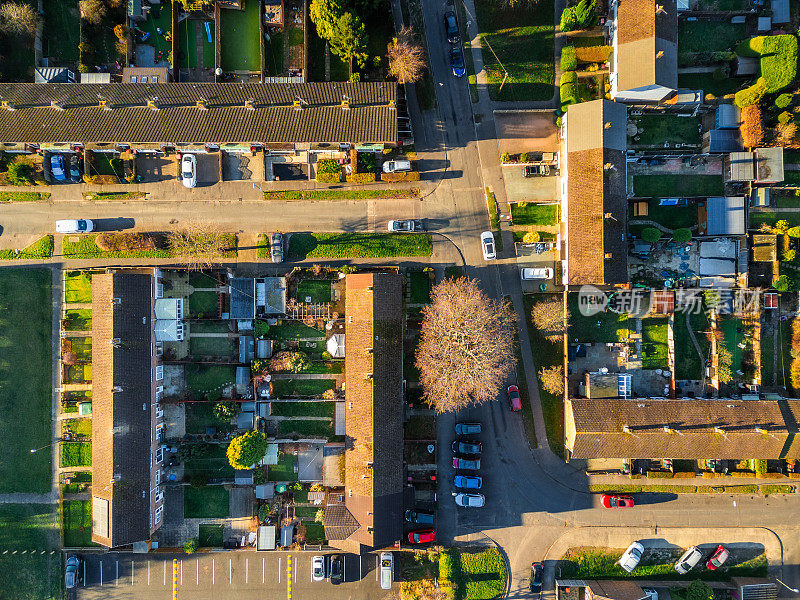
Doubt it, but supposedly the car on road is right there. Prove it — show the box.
[521,267,554,281]
[454,492,485,507]
[408,529,436,544]
[50,154,66,182]
[530,562,543,593]
[455,422,481,435]
[312,555,325,581]
[330,554,343,584]
[601,494,635,508]
[451,440,481,455]
[387,219,423,232]
[443,10,459,44]
[450,47,466,77]
[270,232,284,263]
[480,231,496,260]
[380,552,394,590]
[706,545,729,570]
[405,510,435,524]
[382,159,412,173]
[56,219,94,234]
[507,385,522,411]
[454,475,483,489]
[65,555,82,589]
[452,456,480,470]
[675,546,703,574]
[618,542,645,573]
[68,154,82,182]
[181,153,197,188]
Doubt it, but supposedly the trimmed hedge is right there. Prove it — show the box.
[380,171,421,182]
[736,35,797,97]
[561,45,577,71]
[575,45,612,63]
[561,71,578,85]
[315,172,341,184]
[646,471,673,478]
[345,173,376,183]
[735,77,767,107]
[776,93,793,108]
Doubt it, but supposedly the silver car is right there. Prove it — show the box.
[675,546,703,574]
[181,154,197,188]
[454,492,485,507]
[270,232,284,263]
[311,555,325,582]
[380,552,393,590]
[480,231,496,260]
[618,542,644,573]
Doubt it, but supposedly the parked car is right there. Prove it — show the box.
[618,542,645,573]
[405,510,435,524]
[675,546,703,574]
[181,153,197,188]
[312,555,325,582]
[454,492,485,507]
[601,494,635,508]
[521,268,554,281]
[443,10,459,44]
[451,440,481,455]
[65,555,82,589]
[270,232,284,263]
[642,588,658,600]
[480,231,496,260]
[450,47,466,77]
[452,456,480,470]
[49,153,66,182]
[706,545,729,570]
[530,562,543,593]
[68,154,82,182]
[330,554,343,584]
[408,529,436,544]
[636,157,665,166]
[382,159,412,173]
[380,552,394,590]
[454,475,483,489]
[507,385,522,411]
[455,422,482,435]
[523,164,550,177]
[387,219,423,232]
[56,219,94,234]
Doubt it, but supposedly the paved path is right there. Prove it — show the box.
[0,492,57,504]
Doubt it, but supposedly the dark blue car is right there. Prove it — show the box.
[450,47,466,77]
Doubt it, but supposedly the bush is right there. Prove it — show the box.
[258,504,270,524]
[740,104,764,147]
[184,539,198,554]
[575,45,612,63]
[7,159,35,185]
[787,226,800,238]
[439,550,455,583]
[523,230,541,243]
[779,110,794,125]
[759,34,797,92]
[316,172,341,184]
[776,93,793,108]
[752,459,768,475]
[784,249,796,262]
[775,274,790,291]
[345,172,376,183]
[380,170,420,182]
[561,45,577,71]
[641,227,662,243]
[113,23,128,40]
[560,83,578,106]
[560,0,595,31]
[673,228,692,243]
[734,78,767,107]
[560,6,578,31]
[560,70,577,85]
[95,232,162,252]
[500,152,512,163]
[316,158,340,175]
[646,470,674,478]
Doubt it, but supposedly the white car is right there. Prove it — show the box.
[382,159,412,173]
[181,154,197,188]
[521,267,553,280]
[311,555,325,582]
[618,542,645,573]
[387,219,423,232]
[480,231,496,260]
[454,492,485,507]
[674,546,703,574]
[56,219,94,234]
[380,552,393,590]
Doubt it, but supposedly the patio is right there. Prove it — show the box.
[504,167,560,203]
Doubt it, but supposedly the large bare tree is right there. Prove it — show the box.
[416,277,515,413]
[387,26,425,84]
[78,0,106,24]
[167,225,236,270]
[0,2,39,37]
[530,295,567,343]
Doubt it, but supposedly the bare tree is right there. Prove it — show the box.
[79,0,106,24]
[167,225,236,270]
[0,2,39,37]
[530,295,567,343]
[538,365,564,395]
[387,26,425,84]
[416,277,515,413]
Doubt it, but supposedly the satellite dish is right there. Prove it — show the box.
[215,67,222,76]
[426,444,435,454]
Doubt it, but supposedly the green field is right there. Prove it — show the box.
[0,504,61,600]
[0,269,53,493]
[442,548,507,600]
[64,271,92,303]
[221,0,261,72]
[184,486,230,518]
[630,115,702,147]
[289,233,433,260]
[678,20,746,53]
[61,442,92,467]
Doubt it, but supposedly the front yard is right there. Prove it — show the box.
[510,203,559,226]
[65,271,92,304]
[62,500,92,547]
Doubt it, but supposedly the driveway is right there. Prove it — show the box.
[135,152,175,183]
[495,111,560,156]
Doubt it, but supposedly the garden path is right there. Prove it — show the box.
[269,373,339,379]
[0,492,56,504]
[677,66,717,73]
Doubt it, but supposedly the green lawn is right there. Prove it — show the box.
[198,523,224,547]
[264,30,285,76]
[750,211,800,229]
[640,318,669,369]
[678,20,746,53]
[189,336,235,357]
[303,522,326,543]
[65,271,92,303]
[0,1,36,82]
[63,418,92,438]
[0,191,51,202]
[294,506,319,517]
[272,378,336,398]
[267,453,298,481]
[183,444,235,480]
[677,73,743,97]
[220,0,261,72]
[62,235,171,259]
[137,1,172,58]
[184,486,230,518]
[567,292,630,344]
[62,500,92,547]
[190,321,230,334]
[719,316,744,376]
[0,235,54,260]
[296,280,332,303]
[67,336,92,360]
[185,365,236,401]
[444,548,507,600]
[632,175,724,198]
[288,233,433,260]
[475,0,554,101]
[0,504,61,600]
[0,269,53,493]
[277,419,335,439]
[64,309,92,331]
[189,290,220,316]
[42,0,80,63]
[185,403,235,435]
[510,203,559,226]
[190,272,219,288]
[409,270,432,304]
[61,442,92,467]
[268,322,326,341]
[629,199,699,230]
[89,153,123,178]
[178,19,198,68]
[673,311,710,380]
[630,115,702,147]
[270,401,335,418]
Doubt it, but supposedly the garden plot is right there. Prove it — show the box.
[62,500,93,547]
[637,317,670,370]
[628,114,702,148]
[184,486,230,519]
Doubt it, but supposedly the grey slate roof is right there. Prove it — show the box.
[706,196,745,235]
[230,278,255,320]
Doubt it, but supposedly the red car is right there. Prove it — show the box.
[408,529,436,544]
[601,494,634,508]
[706,545,729,570]
[507,385,522,411]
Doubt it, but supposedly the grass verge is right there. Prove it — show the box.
[0,235,54,260]
[264,189,418,200]
[0,192,51,202]
[288,232,432,259]
[0,504,61,600]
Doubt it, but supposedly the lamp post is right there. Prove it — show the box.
[30,442,54,454]
[776,578,799,594]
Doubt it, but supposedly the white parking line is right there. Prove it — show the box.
[82,560,86,586]
[262,557,265,584]
[343,555,347,583]
[148,560,150,586]
[229,558,232,584]
[99,561,103,587]
[294,556,297,582]
[375,556,378,581]
[246,558,249,584]
[196,559,199,585]
[212,558,215,585]
[116,560,119,586]
[180,560,183,585]
[278,557,281,583]
[163,560,166,586]
[131,560,134,585]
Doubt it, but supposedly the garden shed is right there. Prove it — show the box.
[771,0,789,23]
[715,104,740,130]
[728,152,755,181]
[326,334,345,358]
[705,197,745,235]
[280,524,295,547]
[256,339,273,359]
[755,147,784,183]
[258,525,276,550]
[239,336,255,363]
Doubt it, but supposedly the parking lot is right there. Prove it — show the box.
[73,551,391,600]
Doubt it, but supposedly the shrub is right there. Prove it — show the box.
[775,219,790,233]
[740,104,764,147]
[784,249,796,262]
[113,23,128,40]
[560,6,578,31]
[560,0,595,31]
[345,172,376,183]
[95,232,162,252]
[646,470,674,478]
[439,550,455,583]
[6,159,34,185]
[520,153,532,163]
[268,351,311,373]
[640,227,662,243]
[560,82,577,106]
[316,172,340,184]
[734,78,767,108]
[674,471,696,479]
[184,539,198,554]
[775,274,790,291]
[258,504,270,524]
[500,152,512,163]
[759,34,797,92]
[779,110,794,125]
[752,459,768,475]
[673,228,692,243]
[561,45,577,71]
[316,158,340,175]
[787,226,800,238]
[560,70,577,85]
[522,230,541,243]
[575,45,612,63]
[776,93,793,108]
[380,170,420,182]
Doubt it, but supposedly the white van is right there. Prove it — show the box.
[382,159,412,173]
[521,267,553,280]
[56,219,94,234]
[380,552,393,590]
